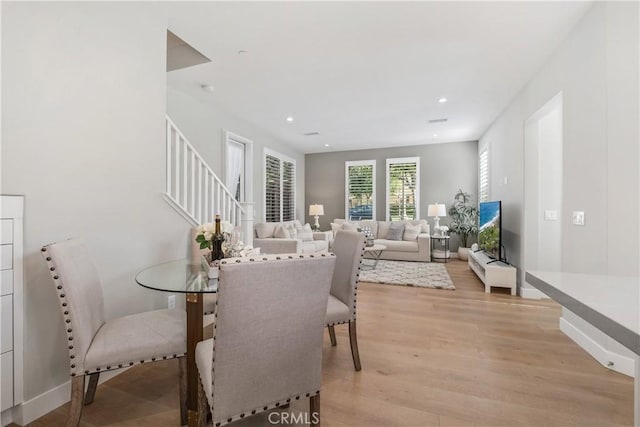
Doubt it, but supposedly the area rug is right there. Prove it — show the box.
[359,260,455,290]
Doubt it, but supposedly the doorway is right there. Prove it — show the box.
[223,130,253,203]
[524,92,563,281]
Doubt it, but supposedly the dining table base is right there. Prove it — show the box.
[186,292,204,427]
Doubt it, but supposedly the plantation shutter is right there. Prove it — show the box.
[264,152,296,222]
[346,161,375,220]
[386,158,419,221]
[479,150,489,202]
[282,160,295,222]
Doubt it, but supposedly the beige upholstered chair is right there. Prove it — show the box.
[326,230,366,371]
[41,239,187,427]
[195,254,336,427]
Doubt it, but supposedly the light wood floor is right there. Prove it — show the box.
[20,260,633,426]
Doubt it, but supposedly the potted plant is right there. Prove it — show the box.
[447,189,479,261]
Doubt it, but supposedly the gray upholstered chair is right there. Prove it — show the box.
[325,230,366,371]
[41,239,187,427]
[195,253,336,427]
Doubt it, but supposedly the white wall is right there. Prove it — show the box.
[1,2,195,401]
[166,87,306,223]
[479,2,639,288]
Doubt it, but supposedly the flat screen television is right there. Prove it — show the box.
[478,200,501,260]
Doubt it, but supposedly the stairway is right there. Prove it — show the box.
[164,116,253,243]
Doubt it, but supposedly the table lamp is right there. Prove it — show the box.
[309,204,324,231]
[428,203,447,236]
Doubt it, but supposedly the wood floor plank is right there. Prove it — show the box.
[16,260,634,426]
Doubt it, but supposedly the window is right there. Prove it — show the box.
[264,149,296,222]
[345,160,376,220]
[386,157,420,221]
[479,149,489,202]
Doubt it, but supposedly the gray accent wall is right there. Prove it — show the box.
[305,141,478,251]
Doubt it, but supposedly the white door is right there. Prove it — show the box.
[223,131,253,203]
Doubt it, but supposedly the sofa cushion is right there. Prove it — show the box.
[330,223,342,238]
[342,223,359,232]
[255,223,276,239]
[286,224,298,239]
[386,222,405,240]
[300,240,328,254]
[403,224,421,241]
[406,219,429,234]
[375,239,418,252]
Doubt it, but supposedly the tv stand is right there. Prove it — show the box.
[468,250,517,295]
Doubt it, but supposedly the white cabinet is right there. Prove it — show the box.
[0,196,23,415]
[468,249,517,295]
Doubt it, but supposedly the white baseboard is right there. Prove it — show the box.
[560,316,635,377]
[520,286,547,299]
[9,368,127,426]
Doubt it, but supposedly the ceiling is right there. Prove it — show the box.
[166,1,592,154]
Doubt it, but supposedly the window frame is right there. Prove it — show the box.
[345,160,376,221]
[263,148,296,222]
[385,157,420,221]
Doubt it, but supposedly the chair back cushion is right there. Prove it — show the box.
[211,254,336,423]
[41,238,105,375]
[330,231,366,318]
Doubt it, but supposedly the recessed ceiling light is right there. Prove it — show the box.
[438,97,447,103]
[324,144,330,147]
[238,50,248,55]
[428,118,448,123]
[433,134,438,137]
[201,84,215,92]
[286,116,294,122]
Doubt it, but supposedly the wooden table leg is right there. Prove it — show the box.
[186,293,203,427]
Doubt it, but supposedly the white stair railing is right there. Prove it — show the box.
[164,116,245,231]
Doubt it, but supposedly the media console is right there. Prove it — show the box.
[468,249,517,295]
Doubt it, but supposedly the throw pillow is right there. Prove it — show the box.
[403,224,421,241]
[386,222,405,240]
[359,220,378,238]
[286,224,298,239]
[330,222,342,238]
[377,221,391,239]
[296,223,314,241]
[274,225,290,239]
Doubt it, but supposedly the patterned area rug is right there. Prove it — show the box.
[360,260,455,290]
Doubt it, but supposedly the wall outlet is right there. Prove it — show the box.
[544,210,558,221]
[167,295,176,309]
[572,211,585,226]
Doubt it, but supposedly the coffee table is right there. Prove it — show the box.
[362,244,386,270]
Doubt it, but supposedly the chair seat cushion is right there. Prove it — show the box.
[84,308,186,372]
[374,239,418,252]
[326,294,350,325]
[196,338,214,407]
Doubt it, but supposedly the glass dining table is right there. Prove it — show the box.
[136,259,217,427]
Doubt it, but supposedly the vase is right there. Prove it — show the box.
[458,247,470,261]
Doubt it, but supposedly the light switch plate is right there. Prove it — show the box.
[544,210,558,221]
[572,211,585,226]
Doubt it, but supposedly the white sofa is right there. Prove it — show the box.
[333,219,431,262]
[253,220,330,254]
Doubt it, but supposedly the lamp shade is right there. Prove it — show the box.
[309,204,325,216]
[427,203,446,217]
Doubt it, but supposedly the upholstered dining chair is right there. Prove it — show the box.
[41,239,187,427]
[325,230,366,371]
[195,253,336,427]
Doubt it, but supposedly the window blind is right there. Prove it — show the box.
[479,150,489,203]
[386,158,419,221]
[346,161,375,220]
[264,152,296,222]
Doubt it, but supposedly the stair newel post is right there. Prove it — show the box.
[240,201,255,248]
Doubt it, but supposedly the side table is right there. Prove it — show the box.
[431,235,450,263]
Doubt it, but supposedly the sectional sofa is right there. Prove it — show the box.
[333,219,431,262]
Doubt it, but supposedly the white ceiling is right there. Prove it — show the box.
[166,1,592,154]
